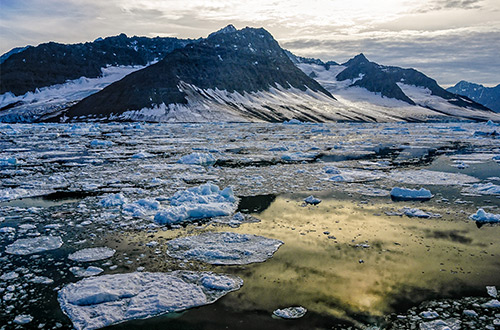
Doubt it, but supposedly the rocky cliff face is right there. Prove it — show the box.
[447,81,500,113]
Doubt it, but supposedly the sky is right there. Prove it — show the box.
[1,0,499,87]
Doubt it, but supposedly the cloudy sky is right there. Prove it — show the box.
[1,0,499,86]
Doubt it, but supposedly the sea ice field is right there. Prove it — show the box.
[0,121,499,329]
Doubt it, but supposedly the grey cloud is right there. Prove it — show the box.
[416,0,484,13]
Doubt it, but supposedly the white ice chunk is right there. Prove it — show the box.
[389,169,479,185]
[6,236,63,255]
[463,182,500,195]
[419,318,461,330]
[90,139,113,148]
[178,152,216,166]
[166,232,283,265]
[482,299,500,308]
[70,266,104,277]
[401,207,441,218]
[1,271,19,281]
[154,183,237,224]
[487,286,498,298]
[99,193,128,208]
[420,311,439,319]
[304,195,321,205]
[469,209,500,223]
[390,187,432,201]
[0,226,16,233]
[29,276,54,284]
[14,314,33,324]
[58,271,242,330]
[273,306,307,319]
[68,247,116,262]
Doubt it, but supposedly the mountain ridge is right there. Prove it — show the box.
[447,81,500,113]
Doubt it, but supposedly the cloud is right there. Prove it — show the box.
[0,0,499,85]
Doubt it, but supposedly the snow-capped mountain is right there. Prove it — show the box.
[294,53,499,122]
[1,26,499,123]
[0,34,192,122]
[57,26,346,123]
[447,81,500,113]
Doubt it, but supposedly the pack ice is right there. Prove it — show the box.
[273,306,307,319]
[5,236,63,255]
[154,183,237,224]
[58,271,242,330]
[166,232,283,265]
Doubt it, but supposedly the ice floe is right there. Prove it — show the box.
[388,169,479,185]
[5,236,63,255]
[469,209,500,224]
[487,286,498,298]
[393,207,441,218]
[390,187,433,201]
[58,271,242,330]
[154,183,237,224]
[166,232,283,265]
[68,247,116,262]
[272,306,307,319]
[13,314,33,324]
[99,193,128,208]
[70,266,104,277]
[462,182,500,196]
[178,152,216,166]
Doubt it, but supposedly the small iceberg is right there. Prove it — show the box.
[273,306,307,319]
[304,195,321,205]
[166,232,283,265]
[469,209,500,224]
[390,187,432,201]
[154,183,237,225]
[58,271,242,330]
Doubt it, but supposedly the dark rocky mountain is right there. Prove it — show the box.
[335,54,489,111]
[60,26,334,122]
[447,81,500,113]
[0,34,192,96]
[285,50,338,70]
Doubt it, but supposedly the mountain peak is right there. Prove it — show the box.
[208,24,238,38]
[342,53,370,67]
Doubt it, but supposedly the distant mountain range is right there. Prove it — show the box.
[0,25,498,123]
[447,81,500,113]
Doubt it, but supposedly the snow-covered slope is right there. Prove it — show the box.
[0,65,145,123]
[296,60,500,122]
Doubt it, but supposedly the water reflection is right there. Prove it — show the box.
[220,194,500,322]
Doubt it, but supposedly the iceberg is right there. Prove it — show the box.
[68,247,116,262]
[469,209,500,223]
[390,187,432,201]
[273,306,307,319]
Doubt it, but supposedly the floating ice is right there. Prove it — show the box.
[123,199,160,217]
[178,152,216,166]
[390,187,433,201]
[401,207,441,218]
[29,276,54,284]
[463,309,478,317]
[0,157,17,166]
[131,151,153,159]
[420,311,439,319]
[469,209,500,223]
[6,236,63,255]
[90,139,113,148]
[166,232,283,265]
[154,183,237,224]
[388,169,479,185]
[482,299,500,308]
[463,182,500,195]
[70,266,104,277]
[68,247,116,262]
[273,306,307,319]
[304,195,321,205]
[0,226,16,233]
[487,286,498,298]
[419,318,461,330]
[99,193,128,208]
[58,271,242,330]
[1,271,19,281]
[13,314,33,324]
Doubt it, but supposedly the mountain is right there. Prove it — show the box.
[294,53,498,122]
[56,26,343,123]
[0,34,192,96]
[447,81,500,113]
